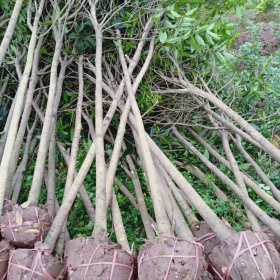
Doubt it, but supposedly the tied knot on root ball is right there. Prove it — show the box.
[65,237,136,280]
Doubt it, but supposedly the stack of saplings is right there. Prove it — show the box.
[0,0,280,279]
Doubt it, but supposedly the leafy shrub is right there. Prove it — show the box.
[256,0,280,14]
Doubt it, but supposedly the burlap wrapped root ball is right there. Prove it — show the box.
[0,240,13,279]
[0,204,53,248]
[65,237,136,280]
[138,236,204,280]
[262,226,280,254]
[7,249,65,280]
[209,230,280,279]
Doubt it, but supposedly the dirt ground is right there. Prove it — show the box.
[229,10,280,55]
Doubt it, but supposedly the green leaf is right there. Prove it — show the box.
[223,51,235,60]
[164,20,177,29]
[205,33,214,45]
[113,41,122,47]
[182,30,192,40]
[207,30,220,40]
[262,185,271,191]
[121,145,134,158]
[75,22,84,33]
[84,37,96,49]
[236,5,242,19]
[196,25,209,33]
[167,12,175,19]
[207,23,215,31]
[186,7,198,16]
[160,136,170,145]
[171,10,181,18]
[159,31,168,44]
[183,17,195,22]
[70,33,80,39]
[76,40,84,54]
[239,163,252,171]
[10,45,19,56]
[166,37,181,44]
[216,52,225,63]
[42,20,53,26]
[112,19,125,29]
[195,34,206,46]
[190,37,200,52]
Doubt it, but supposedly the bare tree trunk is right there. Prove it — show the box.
[105,97,132,207]
[90,3,107,239]
[221,130,261,231]
[11,123,38,203]
[111,191,130,251]
[0,74,9,106]
[0,95,18,161]
[21,86,96,222]
[157,162,199,227]
[28,0,75,205]
[174,161,248,226]
[154,159,194,240]
[187,128,280,215]
[0,0,46,214]
[5,32,47,193]
[123,143,156,241]
[233,134,280,202]
[181,80,280,162]
[90,58,232,242]
[0,0,24,67]
[85,18,153,135]
[117,29,171,235]
[56,142,95,222]
[47,129,56,215]
[13,50,26,80]
[42,142,97,251]
[63,55,84,197]
[44,168,71,243]
[56,55,85,254]
[28,39,65,205]
[172,126,280,239]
